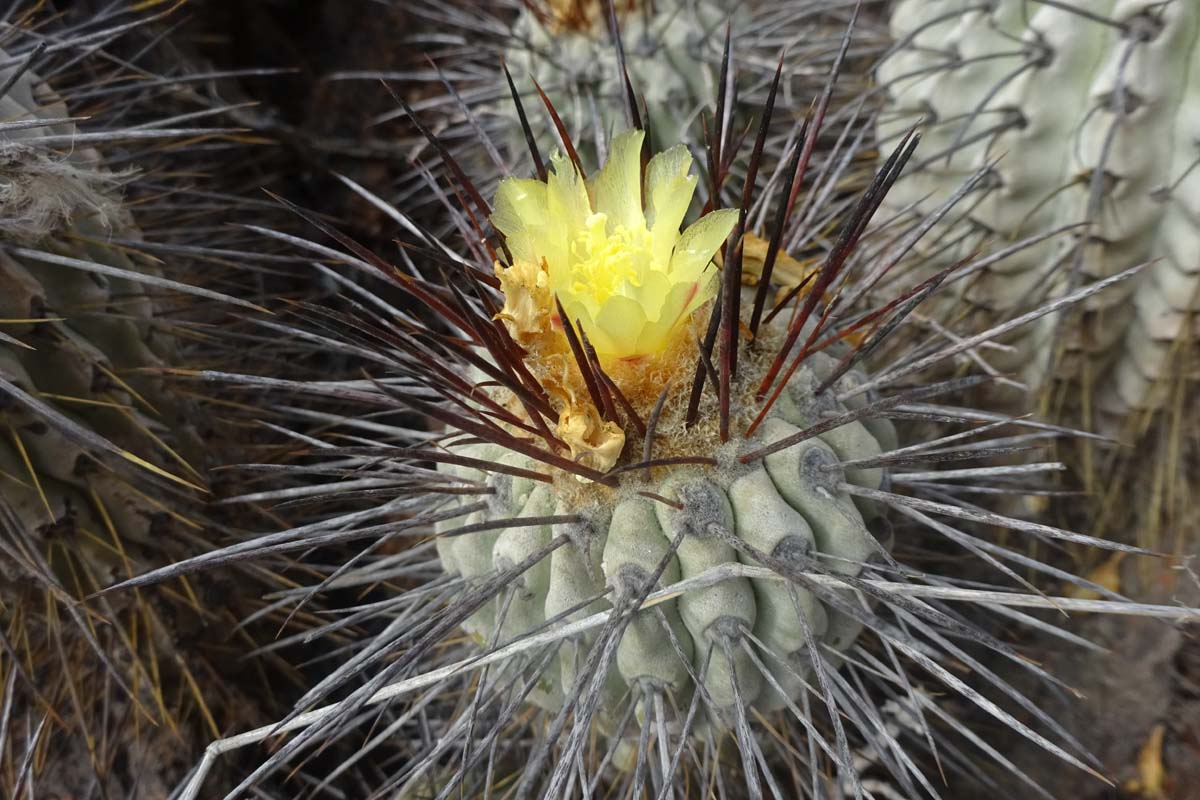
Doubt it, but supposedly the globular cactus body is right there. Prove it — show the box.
[436,352,892,723]
[0,10,305,796]
[878,0,1200,424]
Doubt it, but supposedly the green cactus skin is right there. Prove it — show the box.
[877,0,1200,425]
[0,14,307,798]
[436,353,893,727]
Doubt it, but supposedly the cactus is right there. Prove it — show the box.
[877,0,1200,427]
[0,7,303,795]
[0,89,204,528]
[439,379,892,724]
[137,26,1190,797]
[500,0,735,161]
[876,0,1200,544]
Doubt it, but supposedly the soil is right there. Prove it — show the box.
[997,559,1200,800]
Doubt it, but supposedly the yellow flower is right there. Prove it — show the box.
[489,129,736,473]
[492,129,737,364]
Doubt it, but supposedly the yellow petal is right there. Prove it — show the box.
[634,269,673,320]
[493,178,547,230]
[492,178,549,265]
[559,292,602,339]
[591,129,645,234]
[648,173,696,267]
[634,279,703,354]
[670,208,738,282]
[646,144,697,267]
[682,270,716,319]
[547,151,591,223]
[645,144,692,221]
[592,294,649,357]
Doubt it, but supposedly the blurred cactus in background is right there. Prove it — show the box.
[877,0,1200,541]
